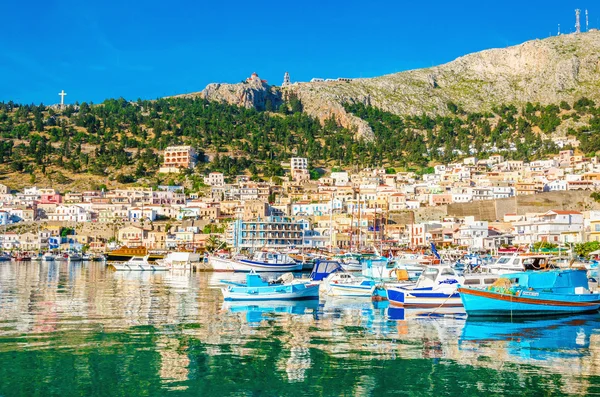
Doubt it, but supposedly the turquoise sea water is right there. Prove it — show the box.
[0,261,600,396]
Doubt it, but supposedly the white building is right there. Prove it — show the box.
[512,210,584,245]
[455,218,488,249]
[204,172,225,186]
[330,171,350,186]
[48,205,91,222]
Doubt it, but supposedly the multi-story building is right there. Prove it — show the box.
[227,216,303,249]
[290,157,308,180]
[48,205,90,222]
[204,172,225,186]
[159,146,197,173]
[513,210,584,245]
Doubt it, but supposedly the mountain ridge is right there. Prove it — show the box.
[187,31,600,139]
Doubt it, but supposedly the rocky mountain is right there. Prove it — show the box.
[187,31,600,140]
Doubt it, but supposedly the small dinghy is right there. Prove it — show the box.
[221,272,319,301]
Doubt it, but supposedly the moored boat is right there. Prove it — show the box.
[110,255,170,271]
[42,252,55,261]
[387,266,464,308]
[459,269,600,317]
[321,272,377,297]
[211,251,302,272]
[220,272,319,301]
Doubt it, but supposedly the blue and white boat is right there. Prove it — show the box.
[213,251,303,272]
[386,266,464,307]
[308,259,344,282]
[321,272,377,297]
[221,272,320,301]
[458,269,600,317]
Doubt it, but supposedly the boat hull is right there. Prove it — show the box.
[222,283,320,301]
[459,287,600,317]
[387,287,462,308]
[323,282,375,297]
[110,263,170,271]
[209,256,302,272]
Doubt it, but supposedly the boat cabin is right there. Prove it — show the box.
[252,252,294,264]
[488,254,556,273]
[414,266,463,290]
[310,260,343,281]
[500,269,591,294]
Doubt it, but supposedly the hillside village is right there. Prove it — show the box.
[1,144,600,254]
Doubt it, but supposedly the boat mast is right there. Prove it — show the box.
[358,191,362,251]
[329,192,333,252]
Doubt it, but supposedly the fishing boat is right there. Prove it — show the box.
[336,253,362,272]
[220,272,320,301]
[479,253,557,274]
[308,259,344,282]
[68,252,83,262]
[459,269,600,317]
[110,255,170,271]
[0,253,11,262]
[361,255,394,281]
[14,252,31,262]
[386,266,465,307]
[213,251,303,272]
[321,272,377,297]
[42,252,55,261]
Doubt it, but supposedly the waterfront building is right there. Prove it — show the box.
[117,226,148,247]
[226,216,304,249]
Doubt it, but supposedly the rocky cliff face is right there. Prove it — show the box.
[178,72,282,111]
[185,31,600,139]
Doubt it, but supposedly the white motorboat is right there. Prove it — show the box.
[387,266,465,307]
[479,253,557,274]
[210,251,302,272]
[157,251,201,270]
[110,255,170,271]
[321,272,377,297]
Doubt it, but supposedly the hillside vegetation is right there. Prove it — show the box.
[0,94,600,191]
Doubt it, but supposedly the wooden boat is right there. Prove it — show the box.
[459,269,600,317]
[110,255,170,271]
[221,272,319,301]
[106,246,164,262]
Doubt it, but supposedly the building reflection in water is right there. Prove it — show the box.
[0,261,600,394]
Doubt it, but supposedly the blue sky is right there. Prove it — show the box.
[1,0,597,105]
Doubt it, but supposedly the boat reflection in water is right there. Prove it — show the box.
[460,314,600,364]
[222,299,320,324]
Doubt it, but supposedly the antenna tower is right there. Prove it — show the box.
[586,9,589,31]
[558,23,561,35]
[575,9,581,33]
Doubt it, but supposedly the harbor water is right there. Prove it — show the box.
[1,261,600,396]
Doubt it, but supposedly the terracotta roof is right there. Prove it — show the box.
[547,210,582,215]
